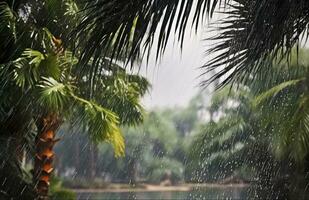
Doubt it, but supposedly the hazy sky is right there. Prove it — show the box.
[140,27,210,109]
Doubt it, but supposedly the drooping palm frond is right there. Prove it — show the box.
[254,78,304,106]
[202,0,309,87]
[72,0,223,77]
[36,76,126,157]
[189,112,254,181]
[0,2,17,64]
[72,95,125,157]
[76,58,150,126]
[253,51,309,162]
[267,94,309,162]
[96,72,150,125]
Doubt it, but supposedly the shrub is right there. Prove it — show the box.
[145,157,184,184]
[51,189,76,200]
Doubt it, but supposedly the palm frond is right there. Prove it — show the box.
[202,0,309,87]
[72,95,125,157]
[99,73,150,125]
[126,74,150,96]
[0,2,17,64]
[22,49,45,67]
[37,77,71,112]
[64,0,79,17]
[77,60,150,126]
[254,78,304,106]
[12,47,67,88]
[12,58,38,89]
[71,0,222,77]
[0,2,16,38]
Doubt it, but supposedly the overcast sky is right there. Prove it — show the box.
[140,37,204,108]
[139,22,217,109]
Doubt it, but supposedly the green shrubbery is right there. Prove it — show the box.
[50,176,76,200]
[62,178,108,189]
[145,158,184,184]
[51,189,76,200]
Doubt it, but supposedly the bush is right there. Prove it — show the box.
[50,176,76,200]
[145,157,184,184]
[62,178,108,189]
[51,189,76,200]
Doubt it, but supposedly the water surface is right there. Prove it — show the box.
[77,187,249,200]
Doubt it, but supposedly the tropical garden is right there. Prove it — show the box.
[1,0,309,199]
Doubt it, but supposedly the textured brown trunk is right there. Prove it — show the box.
[33,113,60,200]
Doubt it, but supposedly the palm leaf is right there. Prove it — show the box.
[202,0,309,87]
[71,0,222,77]
[0,2,16,39]
[37,77,71,111]
[254,78,304,106]
[72,94,125,157]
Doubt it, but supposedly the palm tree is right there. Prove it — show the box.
[188,86,257,181]
[188,49,309,197]
[1,30,149,199]
[0,1,149,198]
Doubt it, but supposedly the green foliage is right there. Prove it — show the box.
[72,0,218,75]
[188,86,257,182]
[189,49,309,188]
[38,77,71,111]
[51,190,76,200]
[253,50,309,162]
[72,0,309,89]
[3,0,309,198]
[55,99,203,184]
[254,79,304,106]
[0,1,149,198]
[145,157,184,184]
[50,176,76,200]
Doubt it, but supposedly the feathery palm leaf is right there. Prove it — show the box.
[254,50,309,162]
[203,0,309,87]
[72,0,222,77]
[72,95,125,157]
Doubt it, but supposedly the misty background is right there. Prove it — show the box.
[140,19,214,108]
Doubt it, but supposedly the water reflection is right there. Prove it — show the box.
[77,187,249,200]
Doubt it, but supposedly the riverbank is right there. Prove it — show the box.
[72,183,249,193]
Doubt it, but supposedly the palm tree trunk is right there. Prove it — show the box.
[91,144,98,179]
[33,113,60,200]
[128,157,137,184]
[90,143,96,179]
[74,137,80,176]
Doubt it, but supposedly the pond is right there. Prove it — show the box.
[76,187,249,200]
